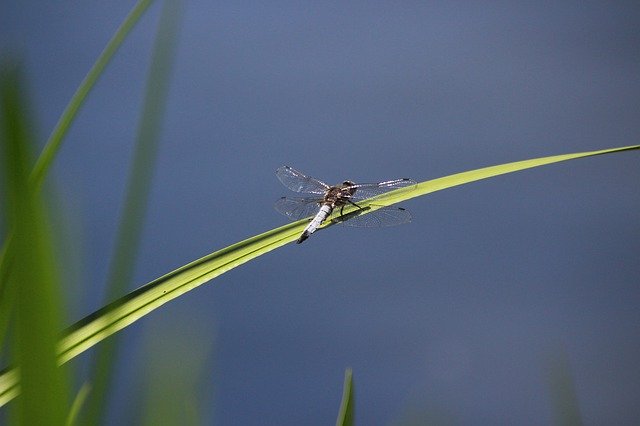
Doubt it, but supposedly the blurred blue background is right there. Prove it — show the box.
[2,1,639,424]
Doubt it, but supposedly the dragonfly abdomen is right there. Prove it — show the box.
[297,204,333,244]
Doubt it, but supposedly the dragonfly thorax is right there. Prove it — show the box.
[324,181,357,206]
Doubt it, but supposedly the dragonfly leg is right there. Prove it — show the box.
[334,199,369,223]
[346,199,365,211]
[337,199,365,217]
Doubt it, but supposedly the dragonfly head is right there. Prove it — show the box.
[341,180,357,197]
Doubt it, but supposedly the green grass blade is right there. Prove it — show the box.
[335,368,355,426]
[284,145,640,232]
[65,382,91,426]
[1,62,70,425]
[28,0,155,190]
[0,0,154,355]
[58,219,305,365]
[0,233,15,349]
[366,144,640,209]
[0,370,19,408]
[85,0,183,422]
[0,144,637,407]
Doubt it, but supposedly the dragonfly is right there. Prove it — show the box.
[275,166,416,243]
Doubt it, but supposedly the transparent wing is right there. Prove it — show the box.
[274,196,322,221]
[276,166,330,195]
[331,205,412,227]
[348,178,417,201]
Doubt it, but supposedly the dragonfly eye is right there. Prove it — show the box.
[341,181,357,197]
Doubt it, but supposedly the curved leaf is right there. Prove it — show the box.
[29,0,155,190]
[0,144,637,406]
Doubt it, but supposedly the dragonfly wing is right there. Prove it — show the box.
[331,205,412,227]
[275,197,322,221]
[349,178,416,201]
[276,166,329,195]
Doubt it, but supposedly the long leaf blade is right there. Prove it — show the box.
[85,0,183,422]
[335,368,354,426]
[29,0,155,190]
[0,144,637,406]
[0,0,155,356]
[1,62,70,426]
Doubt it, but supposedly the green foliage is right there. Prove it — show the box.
[1,63,70,425]
[0,0,158,423]
[85,0,183,423]
[336,368,354,426]
[66,383,91,426]
[0,0,154,367]
[28,0,155,191]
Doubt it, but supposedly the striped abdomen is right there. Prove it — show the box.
[297,204,333,244]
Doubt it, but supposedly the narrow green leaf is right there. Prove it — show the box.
[65,382,91,426]
[368,144,640,209]
[0,233,15,348]
[1,62,70,425]
[0,1,155,417]
[0,144,637,406]
[335,368,355,426]
[29,0,155,190]
[0,370,19,407]
[58,220,304,365]
[0,0,155,353]
[85,0,183,422]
